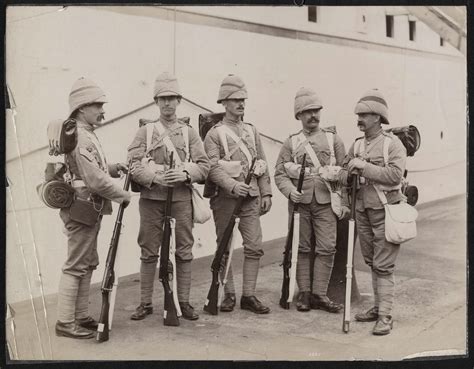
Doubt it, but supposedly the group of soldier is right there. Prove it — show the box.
[52,72,407,340]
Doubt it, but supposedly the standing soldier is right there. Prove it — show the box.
[128,72,210,321]
[204,75,272,314]
[56,77,131,339]
[344,89,407,335]
[274,87,349,313]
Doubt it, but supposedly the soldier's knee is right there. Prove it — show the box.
[372,265,395,276]
[141,255,159,264]
[243,248,263,259]
[175,253,193,263]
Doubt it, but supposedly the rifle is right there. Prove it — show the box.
[280,154,307,309]
[159,152,181,326]
[96,161,132,342]
[204,157,257,315]
[342,174,358,333]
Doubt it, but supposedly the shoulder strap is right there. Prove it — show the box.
[290,132,322,168]
[243,124,256,151]
[325,132,336,165]
[146,123,154,156]
[373,184,388,205]
[354,138,365,157]
[291,133,305,163]
[154,122,183,165]
[218,125,253,164]
[182,124,190,162]
[216,126,230,158]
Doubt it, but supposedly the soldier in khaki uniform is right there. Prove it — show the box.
[274,87,349,313]
[128,72,210,321]
[56,78,131,339]
[343,89,406,335]
[204,75,272,314]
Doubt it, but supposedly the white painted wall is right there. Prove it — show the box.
[6,6,466,303]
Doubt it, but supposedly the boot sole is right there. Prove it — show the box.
[240,306,270,314]
[219,307,235,312]
[311,305,343,314]
[355,316,379,322]
[55,330,95,339]
[130,310,153,320]
[296,306,311,312]
[181,315,199,321]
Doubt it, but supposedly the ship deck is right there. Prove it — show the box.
[6,195,467,362]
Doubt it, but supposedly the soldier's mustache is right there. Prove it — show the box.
[310,118,319,123]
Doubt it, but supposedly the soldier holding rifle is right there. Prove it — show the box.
[274,88,349,313]
[342,89,407,335]
[55,78,131,339]
[203,75,272,314]
[127,72,209,321]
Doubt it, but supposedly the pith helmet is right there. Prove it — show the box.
[294,87,323,119]
[217,74,248,103]
[69,77,108,117]
[354,89,389,124]
[153,72,181,99]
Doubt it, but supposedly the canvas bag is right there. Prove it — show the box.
[357,135,418,244]
[148,122,211,224]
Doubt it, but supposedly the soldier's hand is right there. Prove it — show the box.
[152,173,170,186]
[116,162,129,175]
[233,182,251,197]
[260,195,272,215]
[347,158,366,174]
[290,189,303,203]
[164,169,187,184]
[338,206,351,220]
[122,192,131,208]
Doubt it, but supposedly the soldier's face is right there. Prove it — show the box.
[298,108,321,131]
[156,96,180,118]
[80,103,105,126]
[357,113,380,133]
[222,99,245,117]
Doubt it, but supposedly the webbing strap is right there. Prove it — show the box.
[217,125,253,164]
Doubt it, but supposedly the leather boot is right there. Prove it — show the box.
[220,293,236,312]
[355,306,379,322]
[296,291,311,312]
[310,294,343,313]
[179,303,199,320]
[130,303,153,320]
[372,315,393,335]
[76,316,99,330]
[240,296,270,314]
[55,321,95,339]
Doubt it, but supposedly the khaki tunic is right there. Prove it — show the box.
[127,118,210,262]
[61,121,129,277]
[203,119,272,259]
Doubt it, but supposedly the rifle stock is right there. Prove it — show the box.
[96,161,132,342]
[158,152,180,326]
[280,154,306,309]
[204,158,257,315]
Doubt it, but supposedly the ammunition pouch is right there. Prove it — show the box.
[69,196,102,226]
